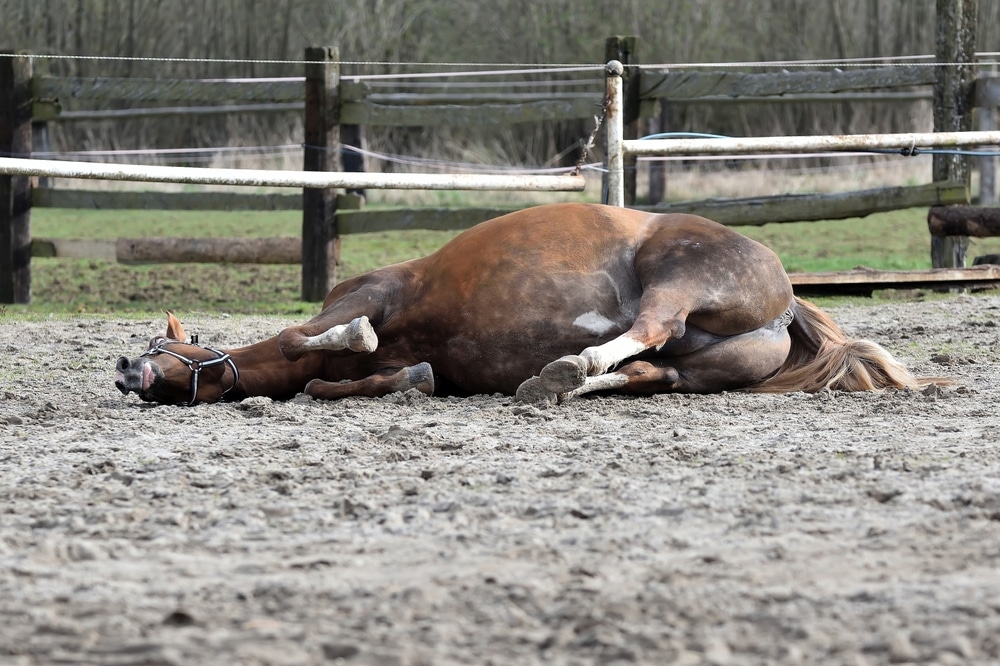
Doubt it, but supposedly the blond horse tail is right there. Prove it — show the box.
[752,297,940,393]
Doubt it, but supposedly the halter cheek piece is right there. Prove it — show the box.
[141,337,240,406]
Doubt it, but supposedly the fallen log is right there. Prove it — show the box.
[115,237,300,264]
[928,205,1000,237]
[31,238,116,261]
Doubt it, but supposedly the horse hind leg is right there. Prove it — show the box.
[531,322,791,401]
[648,323,791,394]
[536,331,667,396]
[536,314,687,396]
[278,316,378,361]
[305,362,435,400]
[536,293,695,396]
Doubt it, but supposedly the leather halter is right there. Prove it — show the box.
[141,338,240,406]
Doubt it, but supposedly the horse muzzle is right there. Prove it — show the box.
[115,356,159,398]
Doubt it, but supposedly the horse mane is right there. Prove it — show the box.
[751,297,944,393]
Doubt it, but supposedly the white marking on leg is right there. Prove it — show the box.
[301,323,353,351]
[297,316,377,353]
[573,311,617,336]
[560,372,629,402]
[580,335,647,375]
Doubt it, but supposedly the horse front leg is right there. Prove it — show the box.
[304,363,435,400]
[278,316,378,361]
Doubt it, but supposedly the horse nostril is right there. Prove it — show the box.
[116,357,130,372]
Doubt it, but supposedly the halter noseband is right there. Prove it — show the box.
[141,338,240,406]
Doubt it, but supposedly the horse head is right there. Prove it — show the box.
[115,313,240,405]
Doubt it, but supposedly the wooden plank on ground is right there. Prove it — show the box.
[789,265,1000,295]
[639,181,969,226]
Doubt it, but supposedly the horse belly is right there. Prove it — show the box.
[428,271,639,393]
[497,269,638,345]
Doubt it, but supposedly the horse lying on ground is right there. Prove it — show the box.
[115,203,934,406]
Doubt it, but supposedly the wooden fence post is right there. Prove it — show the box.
[931,0,978,268]
[302,46,341,302]
[0,50,32,304]
[605,36,640,206]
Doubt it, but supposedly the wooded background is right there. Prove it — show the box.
[3,0,1000,168]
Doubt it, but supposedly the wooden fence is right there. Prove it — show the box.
[611,3,993,273]
[2,14,996,303]
[1,45,609,303]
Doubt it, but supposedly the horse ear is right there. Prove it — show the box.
[165,311,187,342]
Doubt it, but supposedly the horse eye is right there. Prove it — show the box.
[148,336,166,348]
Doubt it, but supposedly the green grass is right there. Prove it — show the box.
[33,208,302,239]
[21,207,466,315]
[338,229,462,277]
[14,204,1000,316]
[738,208,1000,273]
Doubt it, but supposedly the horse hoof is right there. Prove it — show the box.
[539,355,588,394]
[515,376,557,405]
[304,377,333,399]
[405,362,435,396]
[346,316,378,353]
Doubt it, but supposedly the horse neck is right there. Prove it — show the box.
[227,336,325,400]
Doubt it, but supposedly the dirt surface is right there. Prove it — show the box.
[2,295,1000,665]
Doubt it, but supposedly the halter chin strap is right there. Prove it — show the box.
[141,340,240,406]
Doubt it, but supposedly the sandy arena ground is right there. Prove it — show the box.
[2,295,1000,665]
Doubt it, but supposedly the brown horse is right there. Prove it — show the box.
[114,203,932,406]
